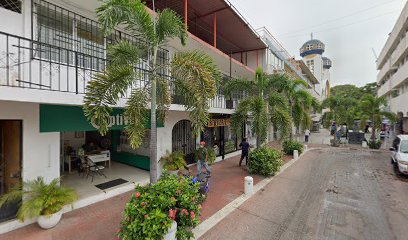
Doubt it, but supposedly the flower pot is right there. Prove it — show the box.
[163,221,177,240]
[37,211,62,229]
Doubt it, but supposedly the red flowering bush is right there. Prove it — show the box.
[117,172,204,240]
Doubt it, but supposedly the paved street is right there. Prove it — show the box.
[201,148,408,240]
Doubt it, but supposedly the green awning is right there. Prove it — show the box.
[40,104,163,132]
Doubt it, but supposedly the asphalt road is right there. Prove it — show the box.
[200,148,408,240]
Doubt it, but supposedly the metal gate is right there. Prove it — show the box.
[172,120,196,164]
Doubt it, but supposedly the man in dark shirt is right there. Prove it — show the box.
[239,138,250,167]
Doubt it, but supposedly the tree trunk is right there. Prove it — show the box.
[149,46,158,184]
[256,135,261,149]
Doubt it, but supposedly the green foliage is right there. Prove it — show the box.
[368,140,382,149]
[193,147,216,164]
[171,51,220,135]
[360,94,396,139]
[0,177,77,221]
[248,147,283,176]
[224,70,300,147]
[282,140,303,155]
[206,148,216,165]
[160,151,187,171]
[117,173,203,240]
[86,0,220,183]
[224,140,236,154]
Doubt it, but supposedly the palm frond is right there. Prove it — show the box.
[83,65,135,136]
[222,78,255,98]
[270,107,291,140]
[156,8,187,46]
[107,40,142,67]
[96,0,155,42]
[171,51,220,134]
[250,97,268,144]
[230,98,252,136]
[124,88,150,149]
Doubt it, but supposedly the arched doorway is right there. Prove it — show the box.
[172,120,196,164]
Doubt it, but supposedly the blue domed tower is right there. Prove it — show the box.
[300,34,332,100]
[300,39,325,58]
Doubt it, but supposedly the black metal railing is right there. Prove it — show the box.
[0,0,238,109]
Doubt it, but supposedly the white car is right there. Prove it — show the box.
[390,135,408,175]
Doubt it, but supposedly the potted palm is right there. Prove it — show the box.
[0,177,77,229]
[160,151,187,174]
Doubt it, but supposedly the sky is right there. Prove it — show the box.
[228,0,407,87]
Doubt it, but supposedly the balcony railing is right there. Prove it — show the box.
[0,0,238,110]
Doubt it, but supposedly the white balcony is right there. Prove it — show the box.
[389,91,408,114]
[377,3,408,68]
[378,59,408,97]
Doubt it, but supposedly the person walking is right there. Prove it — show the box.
[304,129,311,143]
[239,137,250,167]
[197,141,211,175]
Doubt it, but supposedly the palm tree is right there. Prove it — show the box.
[269,74,319,136]
[224,68,291,148]
[360,94,396,140]
[83,0,220,183]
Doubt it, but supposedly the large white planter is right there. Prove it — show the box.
[163,221,177,240]
[37,211,62,229]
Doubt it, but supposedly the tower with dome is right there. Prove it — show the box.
[300,34,332,99]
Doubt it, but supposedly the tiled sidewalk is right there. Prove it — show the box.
[0,154,267,240]
[0,134,320,239]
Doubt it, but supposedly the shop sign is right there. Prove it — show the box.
[91,114,128,129]
[40,104,163,132]
[207,118,231,127]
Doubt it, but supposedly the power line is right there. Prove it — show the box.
[277,0,402,37]
[280,9,400,39]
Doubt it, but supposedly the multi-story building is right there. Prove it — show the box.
[376,1,408,133]
[300,37,332,101]
[0,0,294,231]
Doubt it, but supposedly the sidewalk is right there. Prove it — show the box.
[0,133,329,239]
[0,154,267,239]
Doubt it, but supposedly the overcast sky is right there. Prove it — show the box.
[229,0,407,87]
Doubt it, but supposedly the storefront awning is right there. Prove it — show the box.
[40,104,163,132]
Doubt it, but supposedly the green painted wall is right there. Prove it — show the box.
[40,104,163,132]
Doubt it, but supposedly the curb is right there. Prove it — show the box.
[192,148,317,239]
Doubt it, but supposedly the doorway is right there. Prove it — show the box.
[172,120,196,164]
[0,120,22,222]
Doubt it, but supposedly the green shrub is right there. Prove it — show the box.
[0,177,77,221]
[248,147,283,176]
[224,140,236,154]
[160,150,186,171]
[368,140,382,149]
[194,147,216,165]
[117,172,203,240]
[207,147,216,165]
[282,140,303,155]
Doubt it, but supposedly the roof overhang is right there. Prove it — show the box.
[296,60,319,84]
[144,0,267,54]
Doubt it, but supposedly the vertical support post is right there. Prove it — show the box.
[213,13,217,48]
[75,52,78,94]
[184,0,188,32]
[256,50,259,67]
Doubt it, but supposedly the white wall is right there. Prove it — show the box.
[0,101,60,183]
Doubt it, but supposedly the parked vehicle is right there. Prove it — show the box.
[390,135,408,175]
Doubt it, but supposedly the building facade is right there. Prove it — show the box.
[0,0,300,231]
[300,37,332,101]
[376,1,408,133]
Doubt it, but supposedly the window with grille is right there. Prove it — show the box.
[0,0,21,13]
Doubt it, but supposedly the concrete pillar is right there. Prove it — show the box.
[294,150,299,160]
[244,176,253,196]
